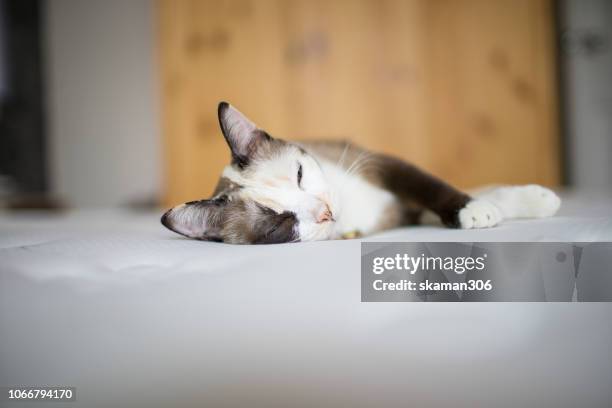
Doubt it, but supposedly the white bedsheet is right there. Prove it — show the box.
[1,192,611,407]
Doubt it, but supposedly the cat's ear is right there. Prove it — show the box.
[218,102,269,167]
[161,197,227,241]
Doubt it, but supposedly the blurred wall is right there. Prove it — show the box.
[45,0,160,207]
[561,0,612,191]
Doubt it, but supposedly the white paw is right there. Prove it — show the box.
[479,185,561,219]
[517,185,561,218]
[458,199,503,229]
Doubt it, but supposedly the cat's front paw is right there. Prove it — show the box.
[478,184,561,219]
[514,185,561,218]
[458,199,503,229]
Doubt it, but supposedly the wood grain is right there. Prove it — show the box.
[158,0,560,206]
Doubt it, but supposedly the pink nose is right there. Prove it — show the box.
[316,204,334,223]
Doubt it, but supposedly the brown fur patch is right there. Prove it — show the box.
[221,199,298,244]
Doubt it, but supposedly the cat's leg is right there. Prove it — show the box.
[473,185,561,219]
[365,152,562,229]
[364,153,502,229]
[312,143,560,230]
[447,185,561,229]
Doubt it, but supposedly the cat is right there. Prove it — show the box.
[161,102,561,244]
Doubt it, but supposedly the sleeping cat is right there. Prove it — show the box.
[161,102,561,244]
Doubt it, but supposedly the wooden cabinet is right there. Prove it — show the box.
[159,0,560,206]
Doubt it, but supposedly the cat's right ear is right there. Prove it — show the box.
[161,196,227,241]
[218,102,269,168]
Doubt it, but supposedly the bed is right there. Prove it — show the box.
[1,192,611,407]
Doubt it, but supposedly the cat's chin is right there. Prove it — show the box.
[297,221,337,242]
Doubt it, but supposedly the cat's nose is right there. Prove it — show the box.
[316,204,334,223]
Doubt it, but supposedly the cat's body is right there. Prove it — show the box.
[161,102,561,244]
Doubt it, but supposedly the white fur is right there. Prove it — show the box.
[458,199,503,229]
[318,158,397,238]
[459,185,561,229]
[476,185,561,219]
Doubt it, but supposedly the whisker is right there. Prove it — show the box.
[345,153,375,179]
[344,150,369,176]
[336,143,350,168]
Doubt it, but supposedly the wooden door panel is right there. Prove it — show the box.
[158,0,559,206]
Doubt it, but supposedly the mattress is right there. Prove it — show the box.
[1,192,611,407]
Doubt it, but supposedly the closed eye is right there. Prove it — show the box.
[297,162,303,188]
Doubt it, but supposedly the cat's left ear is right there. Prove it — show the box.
[161,197,227,241]
[218,102,270,167]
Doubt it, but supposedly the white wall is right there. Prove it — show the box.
[561,0,612,191]
[45,0,160,207]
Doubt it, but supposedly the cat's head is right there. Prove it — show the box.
[161,102,337,244]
